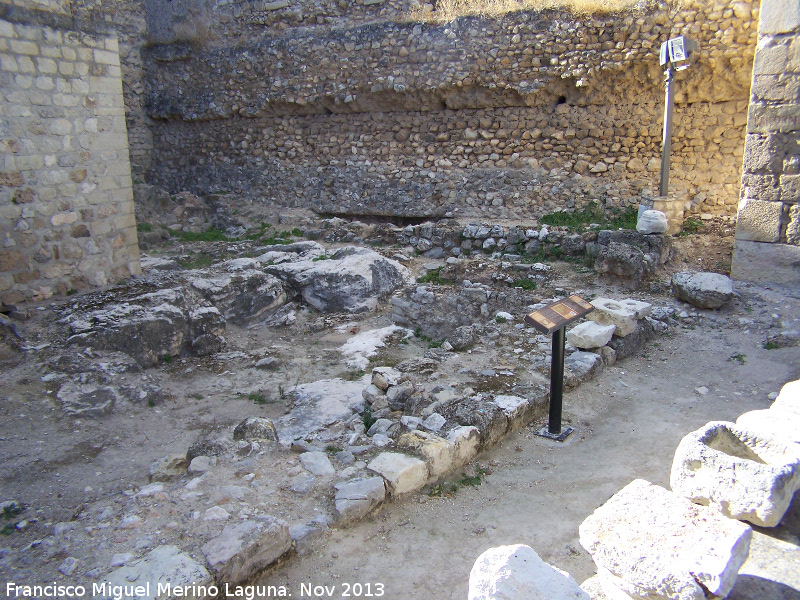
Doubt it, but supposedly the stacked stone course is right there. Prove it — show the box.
[0,8,141,305]
[141,0,759,220]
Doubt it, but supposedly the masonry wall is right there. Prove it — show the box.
[0,6,141,305]
[731,0,800,283]
[141,0,759,221]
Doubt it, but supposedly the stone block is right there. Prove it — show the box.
[567,321,616,349]
[787,205,800,244]
[742,134,785,172]
[447,426,480,465]
[586,298,641,337]
[753,42,789,75]
[468,544,589,600]
[565,351,604,388]
[671,421,800,527]
[731,240,800,284]
[492,394,533,431]
[782,174,800,204]
[300,451,336,477]
[367,452,428,495]
[579,479,752,600]
[671,271,734,309]
[397,431,454,479]
[758,0,800,34]
[773,379,800,413]
[334,477,386,524]
[201,517,291,584]
[735,199,783,242]
[101,545,211,600]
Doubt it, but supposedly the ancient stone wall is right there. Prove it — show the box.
[731,0,800,283]
[141,0,759,220]
[0,4,141,305]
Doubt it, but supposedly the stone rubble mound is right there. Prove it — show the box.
[670,421,800,527]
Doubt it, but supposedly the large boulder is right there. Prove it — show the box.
[469,544,589,600]
[594,230,673,281]
[266,247,409,313]
[671,271,734,309]
[670,421,800,527]
[190,262,285,324]
[579,479,751,600]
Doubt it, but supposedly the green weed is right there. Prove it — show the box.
[248,392,268,405]
[136,222,153,232]
[416,267,454,285]
[363,406,378,432]
[178,228,232,242]
[510,278,537,290]
[540,201,637,232]
[729,353,746,364]
[763,341,779,350]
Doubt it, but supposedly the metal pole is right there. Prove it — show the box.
[549,327,566,434]
[659,65,674,198]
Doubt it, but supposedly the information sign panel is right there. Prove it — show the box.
[524,295,594,334]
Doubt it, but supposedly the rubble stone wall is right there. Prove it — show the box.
[141,0,759,220]
[732,0,800,283]
[0,6,141,305]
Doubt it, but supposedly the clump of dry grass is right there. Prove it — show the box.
[408,0,645,22]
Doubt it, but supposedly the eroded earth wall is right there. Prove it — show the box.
[141,0,759,220]
[731,0,800,284]
[0,0,141,305]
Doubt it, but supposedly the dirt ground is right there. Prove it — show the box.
[1,216,799,598]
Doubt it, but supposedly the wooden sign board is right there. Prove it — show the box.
[524,294,594,334]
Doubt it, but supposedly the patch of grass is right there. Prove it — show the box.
[189,392,204,400]
[325,445,342,454]
[363,406,378,432]
[510,278,537,290]
[460,466,488,487]
[148,398,156,407]
[248,392,268,405]
[0,523,15,535]
[416,267,454,285]
[428,482,460,497]
[540,201,637,232]
[2,504,22,520]
[136,222,153,232]
[495,315,507,323]
[680,217,704,236]
[312,254,331,262]
[291,228,303,237]
[428,339,444,349]
[427,466,488,497]
[729,353,746,364]
[178,228,232,242]
[177,253,215,269]
[162,354,172,364]
[763,340,779,350]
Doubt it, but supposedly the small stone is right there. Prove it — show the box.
[135,483,164,498]
[203,506,230,521]
[118,515,143,529]
[695,386,710,395]
[148,454,187,482]
[334,477,386,523]
[109,553,134,568]
[233,417,278,442]
[255,357,281,370]
[300,451,336,476]
[372,366,401,391]
[422,412,446,432]
[188,456,214,475]
[58,557,81,576]
[362,384,385,404]
[103,546,211,597]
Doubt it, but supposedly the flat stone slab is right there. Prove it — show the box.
[567,321,616,349]
[300,451,336,476]
[672,271,734,309]
[201,516,291,584]
[367,452,428,495]
[671,421,800,527]
[334,477,386,524]
[101,545,212,600]
[468,544,589,600]
[579,479,752,600]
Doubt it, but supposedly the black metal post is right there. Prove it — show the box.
[549,327,566,435]
[659,65,675,198]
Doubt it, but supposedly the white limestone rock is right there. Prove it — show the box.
[367,452,428,495]
[372,366,402,391]
[101,546,211,600]
[201,517,291,584]
[300,451,336,477]
[671,271,734,309]
[567,322,616,349]
[447,426,481,465]
[397,430,454,479]
[334,477,386,524]
[636,209,668,234]
[736,408,800,446]
[579,479,752,600]
[773,379,800,414]
[565,351,604,387]
[586,298,650,337]
[468,544,589,600]
[670,421,800,527]
[493,394,531,430]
